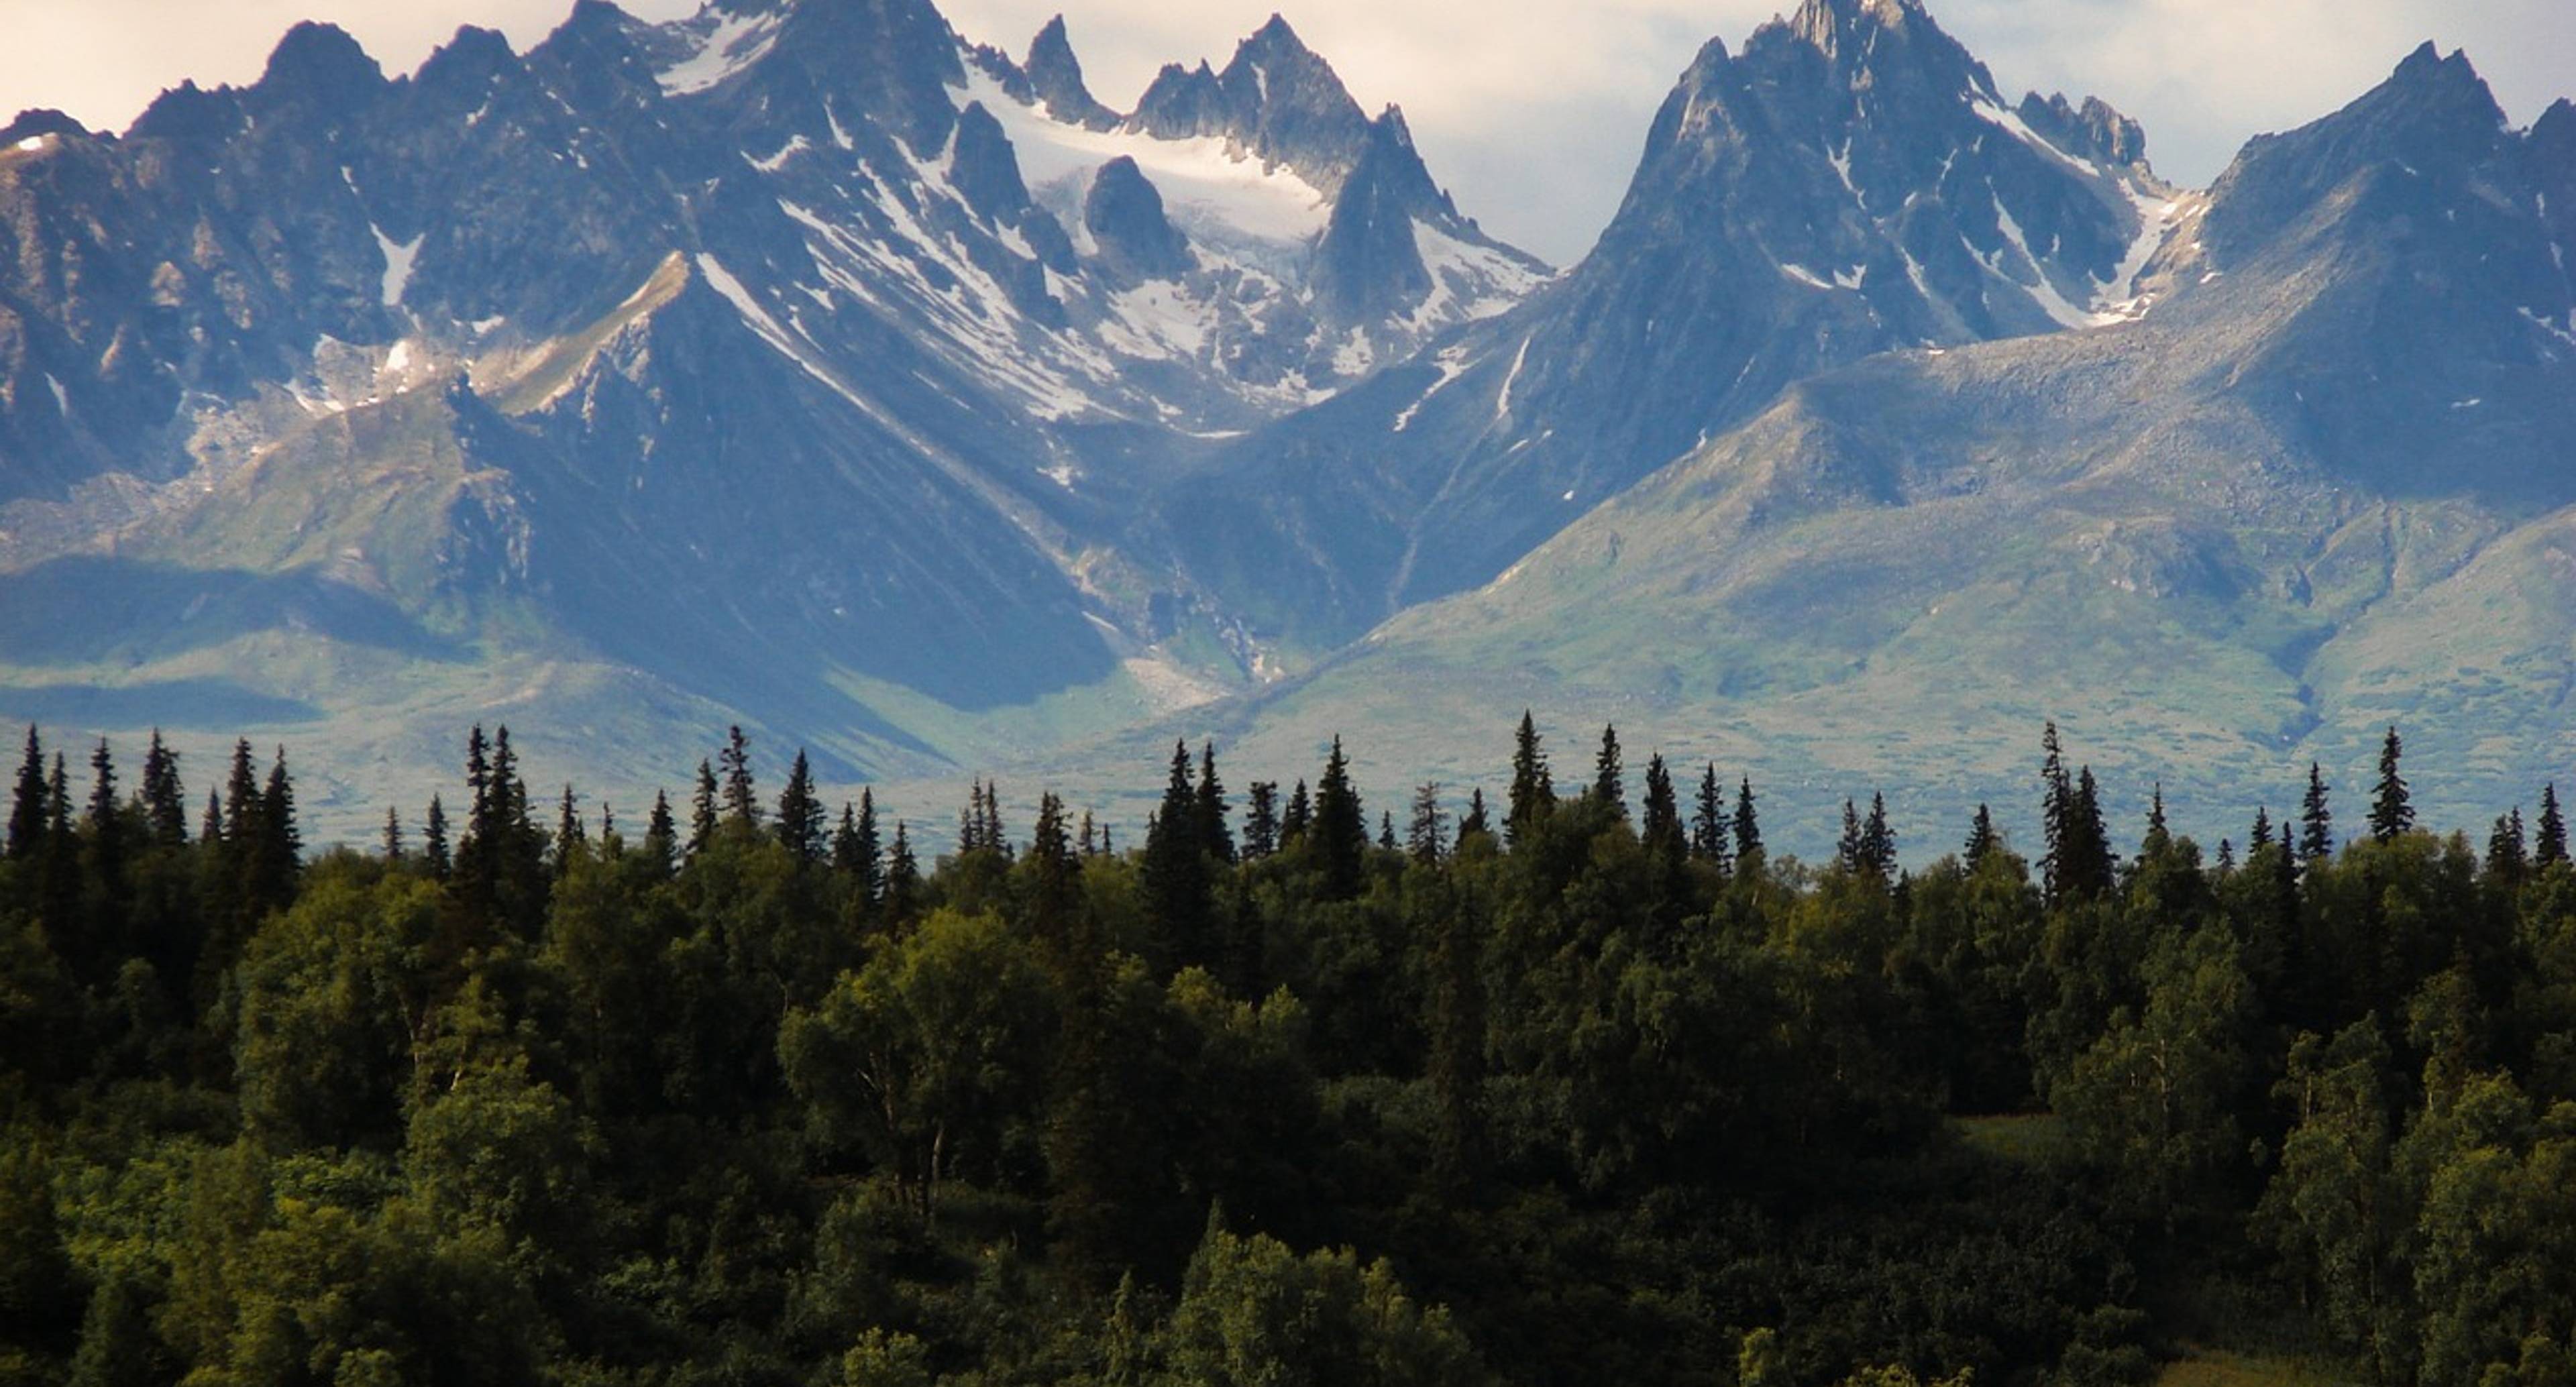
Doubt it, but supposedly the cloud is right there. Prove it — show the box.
[3,0,2567,265]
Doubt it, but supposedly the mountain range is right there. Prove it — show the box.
[1,0,2571,853]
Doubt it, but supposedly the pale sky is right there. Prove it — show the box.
[3,0,2569,264]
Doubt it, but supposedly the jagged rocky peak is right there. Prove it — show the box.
[2018,93,2147,168]
[2533,99,2576,250]
[1,109,89,146]
[1311,106,1443,321]
[253,20,390,115]
[2203,41,2515,254]
[1786,0,1931,57]
[1025,14,1119,131]
[1124,14,1373,195]
[1084,154,1192,280]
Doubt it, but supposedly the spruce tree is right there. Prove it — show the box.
[6,726,44,860]
[2251,806,2273,849]
[641,791,674,877]
[1282,779,1313,845]
[2538,784,2567,867]
[2300,762,2334,863]
[1591,724,1625,817]
[1641,755,1684,870]
[140,729,186,847]
[1314,738,1367,900]
[1379,811,1398,852]
[2369,726,2412,843]
[2487,810,2529,887]
[200,789,221,848]
[555,784,586,868]
[1860,791,1894,881]
[1691,763,1730,868]
[689,761,718,856]
[1407,783,1447,864]
[424,795,452,881]
[1506,712,1552,846]
[884,822,920,921]
[221,739,261,850]
[1734,777,1763,863]
[2145,783,2171,854]
[853,790,883,901]
[1964,804,1998,865]
[382,806,405,862]
[1837,799,1866,875]
[1141,742,1211,968]
[2215,838,2235,872]
[775,750,824,863]
[1193,742,1234,864]
[250,747,301,913]
[1243,782,1279,859]
[1457,787,1491,843]
[718,726,758,826]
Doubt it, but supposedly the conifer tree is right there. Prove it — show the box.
[775,750,824,864]
[690,761,718,856]
[221,739,261,850]
[382,806,405,862]
[1078,810,1097,857]
[1838,799,1866,874]
[7,726,46,859]
[200,789,221,848]
[2487,810,2528,887]
[853,789,882,900]
[1861,791,1894,881]
[1194,742,1234,864]
[884,822,920,921]
[641,791,674,877]
[140,729,186,847]
[1281,779,1313,846]
[832,802,860,875]
[1506,712,1552,845]
[1379,812,1398,852]
[2300,763,2334,863]
[1244,782,1280,859]
[249,747,301,915]
[423,795,451,881]
[2215,838,2235,872]
[2538,783,2567,867]
[1734,777,1763,863]
[719,725,758,826]
[1026,791,1078,945]
[1314,738,1367,900]
[1641,755,1684,870]
[1591,724,1625,817]
[1964,804,1998,865]
[2145,783,2171,854]
[1457,788,1491,843]
[1691,764,1730,868]
[555,784,586,868]
[1407,783,1447,864]
[2251,806,2273,849]
[2368,727,2412,843]
[1142,743,1212,968]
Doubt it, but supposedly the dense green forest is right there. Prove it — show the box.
[3,715,2574,1387]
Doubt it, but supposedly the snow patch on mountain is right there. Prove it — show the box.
[656,9,784,96]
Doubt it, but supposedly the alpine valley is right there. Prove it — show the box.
[3,0,2573,851]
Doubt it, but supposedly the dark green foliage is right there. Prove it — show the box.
[2370,727,2414,843]
[2302,761,2334,862]
[2539,783,2567,867]
[6,718,2575,1387]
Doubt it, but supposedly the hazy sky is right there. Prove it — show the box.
[5,0,2570,264]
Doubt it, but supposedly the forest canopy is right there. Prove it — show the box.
[3,718,2573,1387]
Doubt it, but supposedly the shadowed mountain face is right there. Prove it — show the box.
[0,0,1546,825]
[1157,0,2190,647]
[1171,42,2576,856]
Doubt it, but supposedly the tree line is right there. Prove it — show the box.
[2,714,2573,1386]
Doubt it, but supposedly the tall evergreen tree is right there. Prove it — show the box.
[1591,724,1625,817]
[7,726,46,859]
[884,822,920,922]
[1506,712,1552,846]
[2369,727,2412,843]
[2487,809,2529,888]
[718,726,759,826]
[1314,738,1367,901]
[555,784,587,868]
[1244,782,1280,859]
[2300,763,2334,863]
[2251,806,2273,849]
[382,806,406,862]
[1964,804,1998,865]
[1407,783,1447,864]
[1691,763,1730,868]
[1281,780,1313,846]
[1142,742,1212,969]
[688,759,718,856]
[1379,812,1398,852]
[2145,784,2171,854]
[1641,755,1684,871]
[249,746,302,914]
[2538,783,2567,867]
[1734,777,1763,864]
[1193,742,1234,864]
[221,738,261,850]
[1838,799,1866,875]
[140,729,186,847]
[1457,788,1491,844]
[1860,791,1894,881]
[775,750,824,864]
[423,795,451,881]
[853,790,883,901]
[200,789,221,848]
